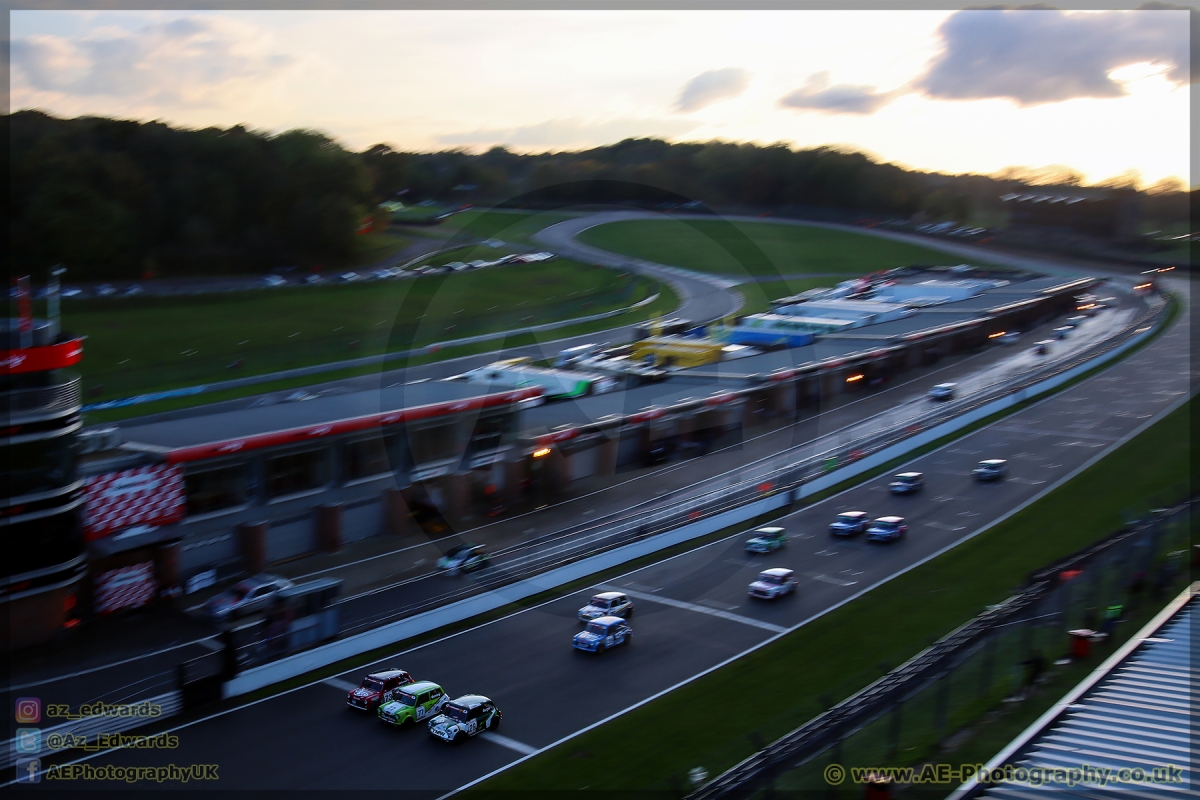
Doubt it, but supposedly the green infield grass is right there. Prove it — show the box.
[577,218,997,278]
[63,260,661,404]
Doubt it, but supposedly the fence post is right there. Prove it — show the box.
[935,671,950,744]
[978,634,995,698]
[886,701,903,759]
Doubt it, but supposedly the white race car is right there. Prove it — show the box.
[427,695,502,743]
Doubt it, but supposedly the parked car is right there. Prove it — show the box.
[572,616,632,653]
[203,574,294,621]
[577,591,634,622]
[427,695,502,743]
[346,668,414,712]
[747,568,798,600]
[437,543,489,574]
[928,383,956,401]
[744,526,787,553]
[829,511,870,537]
[866,516,908,543]
[973,459,1008,481]
[888,472,924,495]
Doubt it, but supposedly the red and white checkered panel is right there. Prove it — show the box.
[94,562,156,614]
[85,465,185,540]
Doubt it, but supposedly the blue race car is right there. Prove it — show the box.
[572,616,632,653]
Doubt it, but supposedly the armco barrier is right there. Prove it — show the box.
[220,301,1165,700]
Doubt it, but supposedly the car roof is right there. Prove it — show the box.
[760,568,794,577]
[591,591,624,601]
[449,694,491,706]
[934,382,955,388]
[591,615,626,625]
[894,472,922,479]
[838,510,868,517]
[395,680,441,694]
[980,459,1007,465]
[874,516,905,524]
[755,527,785,534]
[368,668,410,680]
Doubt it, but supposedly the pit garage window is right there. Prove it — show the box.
[467,412,513,454]
[185,462,252,515]
[408,420,459,465]
[343,435,394,481]
[267,447,331,499]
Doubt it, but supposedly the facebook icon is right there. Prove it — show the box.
[16,758,41,783]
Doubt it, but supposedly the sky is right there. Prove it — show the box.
[8,8,1193,188]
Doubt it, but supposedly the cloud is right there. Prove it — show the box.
[11,15,294,106]
[778,72,897,115]
[675,67,752,112]
[916,8,1190,106]
[438,117,702,149]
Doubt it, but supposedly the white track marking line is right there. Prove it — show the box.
[802,572,858,587]
[606,586,786,633]
[322,678,358,693]
[480,732,538,756]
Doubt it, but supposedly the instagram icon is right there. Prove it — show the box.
[15,697,41,724]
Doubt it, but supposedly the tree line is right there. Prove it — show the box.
[10,110,1191,280]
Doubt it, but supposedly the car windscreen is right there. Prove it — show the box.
[361,678,384,691]
[445,545,468,558]
[444,704,470,722]
[586,622,609,635]
[589,597,609,608]
[759,574,783,584]
[837,514,859,523]
[230,583,254,601]
[391,692,416,706]
[876,522,897,530]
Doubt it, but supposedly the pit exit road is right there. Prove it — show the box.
[26,278,1190,794]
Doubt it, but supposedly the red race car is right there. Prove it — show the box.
[346,668,413,712]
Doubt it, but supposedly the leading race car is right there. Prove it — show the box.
[428,695,503,743]
[572,616,632,653]
[888,472,924,495]
[378,680,448,727]
[346,668,413,711]
[577,591,634,622]
[747,568,798,600]
[744,526,788,553]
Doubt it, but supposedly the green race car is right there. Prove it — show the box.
[377,681,448,727]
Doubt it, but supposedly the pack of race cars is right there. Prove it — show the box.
[350,459,1011,737]
[347,670,502,744]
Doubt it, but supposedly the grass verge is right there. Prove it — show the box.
[468,390,1190,795]
[82,282,679,424]
[64,260,660,403]
[576,218,1003,279]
